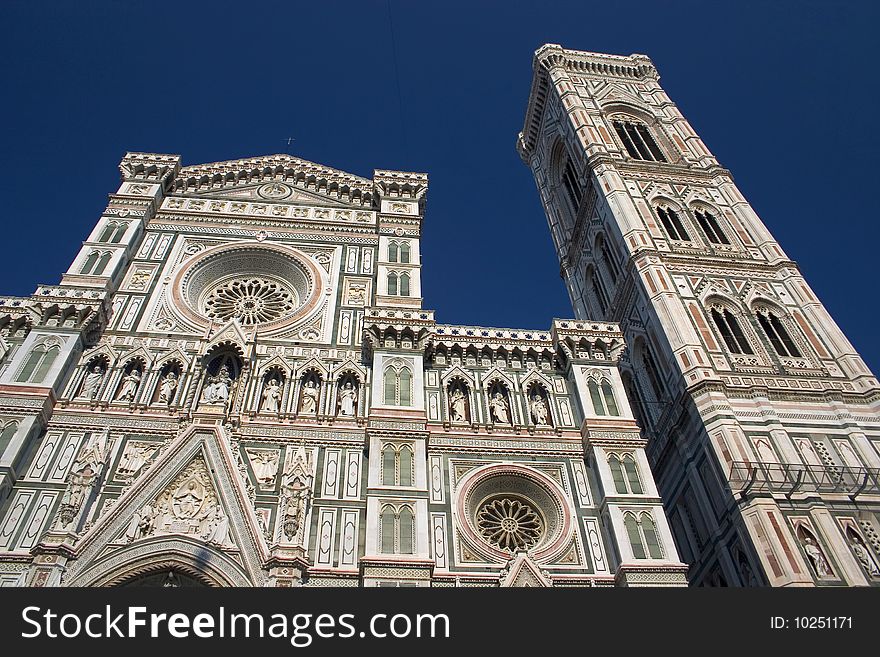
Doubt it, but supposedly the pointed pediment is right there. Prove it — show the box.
[594,83,650,113]
[194,184,354,209]
[62,425,268,586]
[499,552,553,588]
[173,153,375,208]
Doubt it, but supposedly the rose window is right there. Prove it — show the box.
[204,277,296,325]
[477,497,544,552]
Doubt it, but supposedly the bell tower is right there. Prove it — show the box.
[519,44,880,586]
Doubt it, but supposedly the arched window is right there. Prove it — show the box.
[399,242,411,264]
[380,506,396,553]
[623,455,643,494]
[81,252,100,275]
[624,513,646,559]
[609,455,628,494]
[382,444,397,486]
[562,159,582,213]
[656,206,690,241]
[0,422,18,455]
[641,513,663,558]
[756,310,801,357]
[93,252,113,276]
[398,445,413,487]
[399,272,411,297]
[387,272,398,296]
[624,511,663,559]
[98,223,116,243]
[710,307,753,355]
[601,381,619,416]
[694,209,729,245]
[379,504,415,555]
[597,236,620,283]
[398,506,414,554]
[588,378,620,416]
[398,367,412,405]
[612,119,667,162]
[588,269,610,316]
[111,223,128,244]
[388,242,399,263]
[16,344,60,383]
[383,365,413,406]
[641,343,665,402]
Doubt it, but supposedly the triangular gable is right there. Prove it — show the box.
[174,154,374,208]
[500,552,553,588]
[204,318,251,355]
[189,184,354,209]
[62,425,268,586]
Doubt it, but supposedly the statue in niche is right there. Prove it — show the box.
[250,450,279,486]
[529,393,549,426]
[801,534,832,577]
[201,366,233,404]
[125,504,156,542]
[117,442,152,478]
[158,371,178,404]
[849,532,880,576]
[78,365,104,399]
[300,379,319,415]
[338,381,357,417]
[116,368,142,402]
[449,386,468,422]
[279,445,313,543]
[261,378,283,414]
[54,432,109,530]
[489,391,511,424]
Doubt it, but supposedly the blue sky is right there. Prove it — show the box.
[1,1,878,372]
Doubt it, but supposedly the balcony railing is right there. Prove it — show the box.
[728,461,880,499]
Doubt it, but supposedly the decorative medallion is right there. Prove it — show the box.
[258,183,292,200]
[204,277,297,326]
[477,497,544,552]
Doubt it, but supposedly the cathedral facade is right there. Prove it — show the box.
[0,148,686,586]
[518,45,880,586]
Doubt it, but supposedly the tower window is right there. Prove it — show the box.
[562,159,582,212]
[380,504,415,555]
[656,206,690,241]
[383,365,413,406]
[599,239,620,283]
[612,119,667,162]
[694,209,729,245]
[381,444,414,487]
[624,511,663,559]
[711,308,753,355]
[756,310,801,357]
[16,343,60,384]
[609,454,643,494]
[589,269,610,316]
[589,378,620,416]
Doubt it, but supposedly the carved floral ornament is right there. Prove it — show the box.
[170,242,325,334]
[455,464,572,562]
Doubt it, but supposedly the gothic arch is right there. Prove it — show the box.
[68,535,254,587]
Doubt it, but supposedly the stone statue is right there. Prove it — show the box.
[158,371,178,404]
[201,365,232,404]
[251,450,279,485]
[116,368,141,402]
[203,505,230,546]
[300,379,319,414]
[261,378,283,414]
[172,477,206,518]
[338,381,357,417]
[489,391,511,424]
[849,534,880,576]
[125,504,156,542]
[78,365,104,399]
[530,393,549,426]
[449,387,468,422]
[117,442,150,478]
[802,535,831,577]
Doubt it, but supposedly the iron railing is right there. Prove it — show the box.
[728,461,880,499]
